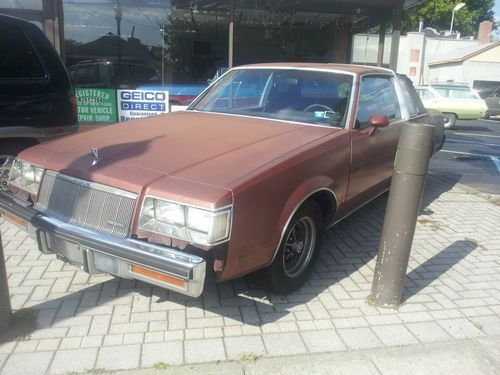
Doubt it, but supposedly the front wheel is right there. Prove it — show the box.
[443,113,457,129]
[264,201,323,294]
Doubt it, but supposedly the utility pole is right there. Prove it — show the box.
[228,0,234,69]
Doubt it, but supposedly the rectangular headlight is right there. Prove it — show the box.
[138,196,232,246]
[9,159,44,195]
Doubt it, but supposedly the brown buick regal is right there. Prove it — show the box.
[0,64,444,297]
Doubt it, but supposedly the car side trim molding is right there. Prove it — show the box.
[269,187,337,265]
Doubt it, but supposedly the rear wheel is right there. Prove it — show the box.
[443,113,457,129]
[0,139,38,191]
[264,201,323,294]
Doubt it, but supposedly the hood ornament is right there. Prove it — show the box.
[91,148,99,166]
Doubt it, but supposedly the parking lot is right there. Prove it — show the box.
[430,118,500,195]
[1,118,499,373]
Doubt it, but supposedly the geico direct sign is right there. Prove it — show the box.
[120,91,166,101]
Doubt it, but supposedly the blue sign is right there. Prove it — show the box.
[117,89,169,122]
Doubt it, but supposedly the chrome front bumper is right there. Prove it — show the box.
[0,192,206,297]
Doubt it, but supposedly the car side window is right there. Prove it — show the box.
[398,75,427,117]
[356,75,401,128]
[0,22,45,79]
[417,89,434,100]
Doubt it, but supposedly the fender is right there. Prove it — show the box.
[268,175,338,266]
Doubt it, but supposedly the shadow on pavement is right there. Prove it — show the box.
[0,168,461,340]
[403,240,477,302]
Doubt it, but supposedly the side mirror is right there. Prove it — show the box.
[368,114,389,135]
[369,114,390,127]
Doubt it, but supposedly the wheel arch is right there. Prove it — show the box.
[268,181,338,266]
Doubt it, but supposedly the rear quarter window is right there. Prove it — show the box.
[0,22,45,79]
[397,75,426,117]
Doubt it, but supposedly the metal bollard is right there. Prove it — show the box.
[368,122,435,308]
[0,229,12,331]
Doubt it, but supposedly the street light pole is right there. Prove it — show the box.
[161,27,165,88]
[113,0,123,63]
[450,2,465,34]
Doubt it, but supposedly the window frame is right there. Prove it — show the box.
[355,73,405,129]
[189,66,357,129]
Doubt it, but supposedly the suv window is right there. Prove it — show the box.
[357,75,401,127]
[0,22,45,79]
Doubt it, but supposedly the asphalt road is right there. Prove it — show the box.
[429,118,500,195]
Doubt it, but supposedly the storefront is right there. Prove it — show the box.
[1,0,404,123]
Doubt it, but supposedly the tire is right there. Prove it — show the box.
[264,200,323,294]
[0,139,38,191]
[443,113,457,129]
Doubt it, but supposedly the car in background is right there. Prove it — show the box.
[136,83,206,110]
[415,84,487,129]
[480,86,500,119]
[68,59,159,89]
[0,14,78,191]
[0,64,443,297]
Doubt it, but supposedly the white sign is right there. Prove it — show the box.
[117,89,169,122]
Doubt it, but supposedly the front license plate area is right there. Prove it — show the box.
[46,234,85,266]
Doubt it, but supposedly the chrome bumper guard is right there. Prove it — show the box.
[0,192,206,297]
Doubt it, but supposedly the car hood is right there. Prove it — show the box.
[21,111,336,193]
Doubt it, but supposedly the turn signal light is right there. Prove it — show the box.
[1,211,27,230]
[131,265,185,288]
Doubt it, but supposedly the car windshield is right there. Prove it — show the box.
[190,68,353,127]
[433,87,481,100]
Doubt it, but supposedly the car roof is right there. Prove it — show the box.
[416,84,471,89]
[235,63,393,75]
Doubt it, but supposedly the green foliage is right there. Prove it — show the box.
[153,362,170,370]
[240,352,259,362]
[402,0,495,36]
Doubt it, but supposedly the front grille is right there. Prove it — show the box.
[36,171,137,238]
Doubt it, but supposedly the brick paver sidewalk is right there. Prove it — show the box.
[0,176,499,374]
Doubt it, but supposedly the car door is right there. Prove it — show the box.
[344,74,405,211]
[486,88,500,115]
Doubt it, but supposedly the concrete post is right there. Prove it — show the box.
[368,122,435,308]
[0,229,12,332]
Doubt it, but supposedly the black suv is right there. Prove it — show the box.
[0,14,78,190]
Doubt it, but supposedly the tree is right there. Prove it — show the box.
[402,0,495,36]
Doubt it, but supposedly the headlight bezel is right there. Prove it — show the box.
[138,195,233,247]
[9,158,45,197]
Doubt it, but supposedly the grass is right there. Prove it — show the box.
[153,362,170,370]
[240,352,259,362]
